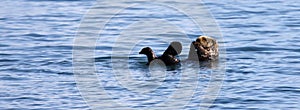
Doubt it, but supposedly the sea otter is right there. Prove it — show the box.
[188,36,219,61]
[139,41,182,65]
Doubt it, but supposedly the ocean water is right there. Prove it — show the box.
[1,0,299,110]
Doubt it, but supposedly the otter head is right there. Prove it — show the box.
[193,36,219,60]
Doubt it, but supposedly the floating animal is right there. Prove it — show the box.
[188,36,219,61]
[139,41,182,66]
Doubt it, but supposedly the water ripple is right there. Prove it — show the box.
[1,0,299,109]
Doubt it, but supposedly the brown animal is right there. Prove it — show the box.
[188,36,219,61]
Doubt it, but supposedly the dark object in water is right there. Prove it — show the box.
[188,36,219,61]
[139,41,182,66]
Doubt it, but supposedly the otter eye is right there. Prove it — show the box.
[202,37,207,41]
[203,47,210,50]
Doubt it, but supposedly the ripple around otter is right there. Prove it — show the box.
[1,0,300,109]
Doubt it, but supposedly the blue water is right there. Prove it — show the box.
[1,0,300,110]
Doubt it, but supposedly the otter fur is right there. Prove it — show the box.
[188,36,219,61]
[139,41,182,66]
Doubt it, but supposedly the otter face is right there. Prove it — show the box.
[193,36,219,60]
[139,47,153,55]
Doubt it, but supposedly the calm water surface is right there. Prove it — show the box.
[0,0,299,109]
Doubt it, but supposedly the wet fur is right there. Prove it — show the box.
[188,36,219,61]
[139,42,182,65]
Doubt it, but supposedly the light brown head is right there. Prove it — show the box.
[192,36,219,60]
